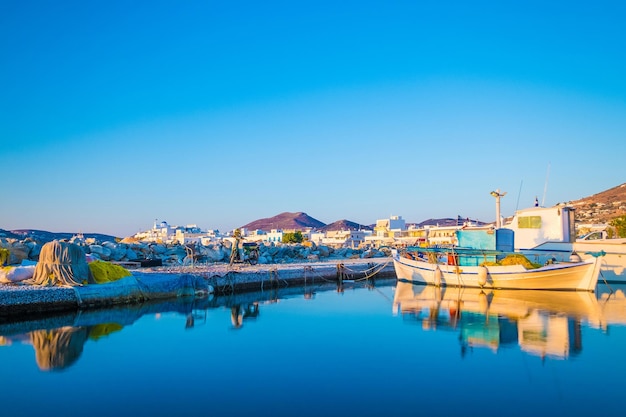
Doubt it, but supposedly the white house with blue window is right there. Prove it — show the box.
[266,229,284,243]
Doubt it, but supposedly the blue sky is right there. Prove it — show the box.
[1,0,625,237]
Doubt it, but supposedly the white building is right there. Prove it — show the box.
[135,220,224,245]
[242,229,268,243]
[319,230,369,248]
[266,229,284,243]
[363,215,408,247]
[174,224,205,245]
[134,220,176,243]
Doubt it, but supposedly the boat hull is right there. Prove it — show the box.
[523,240,626,283]
[392,253,601,291]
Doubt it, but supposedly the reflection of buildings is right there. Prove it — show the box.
[392,281,615,359]
[517,312,582,359]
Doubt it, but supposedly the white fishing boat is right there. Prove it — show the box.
[392,246,603,291]
[498,204,626,282]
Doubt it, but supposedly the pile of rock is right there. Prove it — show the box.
[1,236,390,267]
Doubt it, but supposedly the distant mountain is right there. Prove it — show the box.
[570,182,626,224]
[0,229,118,244]
[5,184,624,242]
[319,219,372,232]
[240,212,326,231]
[415,217,490,228]
[0,229,22,240]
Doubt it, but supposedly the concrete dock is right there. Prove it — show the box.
[0,258,395,317]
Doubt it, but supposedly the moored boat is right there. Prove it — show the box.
[392,246,603,291]
[496,204,626,282]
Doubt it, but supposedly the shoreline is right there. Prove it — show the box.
[0,257,396,317]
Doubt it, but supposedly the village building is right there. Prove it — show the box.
[313,229,369,248]
[134,220,176,244]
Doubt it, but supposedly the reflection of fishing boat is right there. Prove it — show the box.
[392,281,607,358]
[392,246,603,291]
[596,283,626,327]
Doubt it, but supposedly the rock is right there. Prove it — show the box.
[266,245,280,257]
[205,247,224,263]
[317,246,331,257]
[125,248,138,261]
[7,244,30,265]
[102,241,126,261]
[151,244,167,255]
[27,242,43,260]
[89,244,112,260]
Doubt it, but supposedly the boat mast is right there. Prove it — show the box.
[490,189,507,228]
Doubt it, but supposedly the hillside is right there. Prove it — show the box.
[416,217,489,228]
[0,229,118,244]
[4,184,625,241]
[240,212,326,231]
[570,182,626,224]
[319,219,371,232]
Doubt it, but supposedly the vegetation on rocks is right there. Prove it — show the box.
[609,215,626,238]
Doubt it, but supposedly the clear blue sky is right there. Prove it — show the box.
[2,0,625,237]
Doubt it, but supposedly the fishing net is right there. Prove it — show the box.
[482,254,541,269]
[30,240,95,286]
[88,260,131,284]
[0,248,9,266]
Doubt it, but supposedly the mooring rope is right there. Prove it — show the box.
[341,259,392,281]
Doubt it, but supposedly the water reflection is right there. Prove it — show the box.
[0,283,315,371]
[3,279,626,371]
[393,280,626,359]
[230,303,260,329]
[0,296,216,371]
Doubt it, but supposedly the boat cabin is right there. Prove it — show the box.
[502,205,576,250]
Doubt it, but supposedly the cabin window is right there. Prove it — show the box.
[518,216,542,229]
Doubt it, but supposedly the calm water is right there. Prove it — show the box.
[1,278,626,417]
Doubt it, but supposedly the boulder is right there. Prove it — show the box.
[125,247,139,261]
[102,241,126,261]
[89,244,112,260]
[8,244,31,265]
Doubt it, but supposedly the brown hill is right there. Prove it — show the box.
[570,182,626,224]
[241,212,326,231]
[319,220,372,232]
[417,217,489,228]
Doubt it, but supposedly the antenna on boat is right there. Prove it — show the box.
[515,180,523,211]
[541,163,550,206]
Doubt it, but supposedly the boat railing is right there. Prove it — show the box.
[401,246,517,267]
